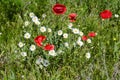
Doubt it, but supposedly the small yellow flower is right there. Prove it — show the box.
[113,38,117,41]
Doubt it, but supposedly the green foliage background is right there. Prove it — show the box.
[0,0,120,80]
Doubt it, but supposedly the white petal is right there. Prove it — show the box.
[58,30,63,35]
[85,52,91,59]
[40,27,46,32]
[49,50,57,56]
[87,39,92,43]
[30,45,36,51]
[21,52,27,57]
[63,33,68,38]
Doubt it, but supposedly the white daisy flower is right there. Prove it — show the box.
[68,23,73,29]
[42,14,46,18]
[76,40,84,47]
[30,45,36,51]
[115,14,119,18]
[48,28,52,33]
[85,52,91,59]
[21,52,27,57]
[72,28,80,34]
[79,31,84,36]
[63,33,68,38]
[95,33,98,36]
[36,57,43,65]
[40,26,46,32]
[14,50,18,53]
[18,42,25,48]
[29,12,35,18]
[58,30,63,36]
[49,50,57,56]
[34,21,40,25]
[87,39,92,43]
[21,75,24,78]
[42,60,50,67]
[32,16,39,23]
[24,21,29,26]
[64,42,69,48]
[24,32,31,39]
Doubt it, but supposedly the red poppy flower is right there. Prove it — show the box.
[69,13,77,22]
[100,10,112,19]
[34,35,46,47]
[88,32,96,37]
[82,36,88,41]
[52,3,66,15]
[44,44,55,51]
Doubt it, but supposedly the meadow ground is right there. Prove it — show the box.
[0,0,120,80]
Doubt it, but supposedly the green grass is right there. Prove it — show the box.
[0,0,120,80]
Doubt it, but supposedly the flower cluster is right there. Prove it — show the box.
[34,35,55,51]
[82,32,97,42]
[29,12,40,25]
[17,3,116,68]
[52,4,77,22]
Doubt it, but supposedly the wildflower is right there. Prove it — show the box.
[21,52,27,57]
[24,32,31,39]
[100,10,112,19]
[63,33,68,38]
[32,16,39,23]
[64,42,69,48]
[44,44,55,51]
[18,42,25,48]
[88,32,96,37]
[30,45,36,51]
[72,28,79,34]
[85,52,91,59]
[42,14,46,18]
[14,50,18,53]
[79,31,84,36]
[69,13,77,22]
[48,28,52,33]
[40,26,46,32]
[52,3,67,15]
[24,21,29,26]
[49,50,57,56]
[34,21,40,25]
[29,12,35,18]
[21,75,24,78]
[36,57,43,65]
[113,37,117,41]
[42,60,50,67]
[82,35,88,41]
[76,40,84,47]
[68,23,73,29]
[58,30,63,36]
[34,35,46,47]
[87,39,92,43]
[115,14,119,18]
